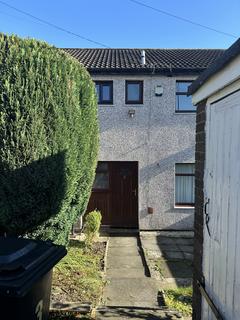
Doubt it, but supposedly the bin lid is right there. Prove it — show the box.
[0,237,67,297]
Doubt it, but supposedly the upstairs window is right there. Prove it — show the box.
[175,163,195,207]
[95,81,113,105]
[176,81,196,112]
[125,80,143,104]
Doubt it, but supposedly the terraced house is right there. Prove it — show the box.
[65,48,223,231]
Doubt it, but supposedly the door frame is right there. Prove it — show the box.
[88,161,139,229]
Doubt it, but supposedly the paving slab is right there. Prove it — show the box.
[162,277,192,288]
[154,237,177,246]
[143,242,179,251]
[107,245,140,256]
[107,255,145,269]
[95,306,183,319]
[109,236,139,247]
[175,238,194,246]
[162,251,185,260]
[183,252,194,261]
[177,245,194,253]
[156,260,193,279]
[103,278,160,307]
[106,268,146,279]
[140,231,194,239]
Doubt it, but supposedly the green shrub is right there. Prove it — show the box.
[84,210,102,247]
[0,33,99,245]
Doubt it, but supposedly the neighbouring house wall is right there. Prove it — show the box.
[91,73,196,230]
[192,100,206,320]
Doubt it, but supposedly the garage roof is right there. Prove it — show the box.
[188,38,240,95]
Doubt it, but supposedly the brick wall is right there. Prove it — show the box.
[192,100,207,320]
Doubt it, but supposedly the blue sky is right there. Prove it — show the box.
[0,0,239,49]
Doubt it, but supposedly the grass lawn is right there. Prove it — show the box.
[51,239,105,306]
[164,286,192,317]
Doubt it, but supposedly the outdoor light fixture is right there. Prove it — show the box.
[128,109,135,118]
[155,85,163,96]
[148,207,154,214]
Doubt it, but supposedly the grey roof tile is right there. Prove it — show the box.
[63,48,225,74]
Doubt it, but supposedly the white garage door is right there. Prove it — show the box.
[203,90,240,319]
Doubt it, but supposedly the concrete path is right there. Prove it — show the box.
[96,235,183,319]
[140,231,193,288]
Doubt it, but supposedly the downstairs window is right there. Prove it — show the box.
[175,163,195,207]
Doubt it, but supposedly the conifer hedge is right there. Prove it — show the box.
[0,34,99,245]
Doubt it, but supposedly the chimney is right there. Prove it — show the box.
[141,50,146,66]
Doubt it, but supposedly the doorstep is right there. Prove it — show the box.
[100,226,139,236]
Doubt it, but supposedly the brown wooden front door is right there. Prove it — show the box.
[86,161,138,228]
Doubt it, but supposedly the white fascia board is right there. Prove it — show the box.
[208,78,240,104]
[192,54,240,105]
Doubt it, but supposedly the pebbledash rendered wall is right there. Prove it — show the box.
[92,73,196,230]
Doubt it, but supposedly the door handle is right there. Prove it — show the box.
[204,198,211,237]
[132,189,137,197]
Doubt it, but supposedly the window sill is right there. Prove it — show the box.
[125,102,143,105]
[175,111,196,114]
[124,104,144,107]
[174,205,195,210]
[98,104,115,107]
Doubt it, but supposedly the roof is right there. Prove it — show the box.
[189,38,240,95]
[63,48,225,75]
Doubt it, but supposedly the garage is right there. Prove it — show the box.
[189,38,240,320]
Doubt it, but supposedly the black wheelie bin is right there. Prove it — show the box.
[0,236,66,320]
